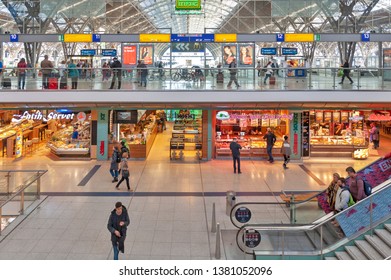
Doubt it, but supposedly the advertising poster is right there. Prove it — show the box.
[223,45,237,65]
[333,111,341,123]
[15,129,23,158]
[341,111,349,123]
[122,45,137,65]
[323,111,332,123]
[302,111,310,157]
[315,111,323,123]
[239,44,254,66]
[139,45,153,65]
[269,119,278,127]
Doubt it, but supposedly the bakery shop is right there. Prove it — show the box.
[213,109,291,159]
[307,110,369,159]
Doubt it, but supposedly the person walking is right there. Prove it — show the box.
[120,140,130,158]
[339,59,353,84]
[139,60,148,87]
[370,122,380,149]
[17,58,27,90]
[263,128,276,163]
[107,201,130,260]
[264,61,273,84]
[110,146,120,183]
[40,55,54,89]
[68,60,79,89]
[109,57,122,89]
[229,138,242,174]
[116,152,132,191]
[256,61,262,77]
[280,135,291,169]
[102,62,110,81]
[227,58,240,88]
[345,166,366,202]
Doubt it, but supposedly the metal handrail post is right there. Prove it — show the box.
[308,67,312,89]
[37,173,41,200]
[6,171,11,195]
[357,68,361,89]
[382,67,385,90]
[320,225,324,259]
[20,190,24,215]
[289,195,296,224]
[370,196,373,236]
[281,231,285,260]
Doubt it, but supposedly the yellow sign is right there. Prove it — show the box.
[285,34,314,42]
[140,34,170,43]
[64,34,93,43]
[215,34,237,43]
[15,129,23,159]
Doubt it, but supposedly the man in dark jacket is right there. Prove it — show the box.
[227,58,240,89]
[229,138,242,173]
[109,57,122,89]
[139,60,148,87]
[107,201,130,260]
[339,59,353,84]
[263,128,276,163]
[120,141,130,158]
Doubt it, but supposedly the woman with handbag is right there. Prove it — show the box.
[115,152,132,191]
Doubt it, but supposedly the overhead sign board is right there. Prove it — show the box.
[361,33,370,42]
[80,49,96,56]
[101,49,117,56]
[261,48,277,55]
[276,33,285,42]
[64,34,92,42]
[171,34,189,42]
[10,34,18,42]
[285,33,314,42]
[92,34,101,42]
[140,34,170,43]
[172,42,205,52]
[282,47,298,55]
[171,34,214,42]
[175,0,201,10]
[215,34,237,43]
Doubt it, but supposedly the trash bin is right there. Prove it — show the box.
[226,190,236,216]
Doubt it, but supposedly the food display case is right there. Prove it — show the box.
[47,123,90,157]
[126,121,158,159]
[353,148,369,160]
[310,136,367,157]
[170,119,203,160]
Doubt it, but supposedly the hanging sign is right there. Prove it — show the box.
[15,129,23,159]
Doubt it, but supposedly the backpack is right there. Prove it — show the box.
[341,187,355,207]
[363,179,372,196]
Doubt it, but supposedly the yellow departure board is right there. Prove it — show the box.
[214,34,237,42]
[63,34,93,42]
[140,34,171,43]
[285,34,314,42]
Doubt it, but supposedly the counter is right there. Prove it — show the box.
[125,123,158,159]
[310,136,368,157]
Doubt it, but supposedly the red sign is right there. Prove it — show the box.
[100,141,105,156]
[293,133,298,154]
[368,113,391,121]
[123,45,137,65]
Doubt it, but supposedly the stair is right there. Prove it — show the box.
[326,224,391,260]
[307,222,342,249]
[325,257,337,260]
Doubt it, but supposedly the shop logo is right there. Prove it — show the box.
[14,110,75,122]
[349,116,363,122]
[216,111,230,120]
[77,112,87,123]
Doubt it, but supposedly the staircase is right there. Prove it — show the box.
[325,224,391,260]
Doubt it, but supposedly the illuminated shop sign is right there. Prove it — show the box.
[175,0,201,10]
[16,110,75,122]
[349,116,364,122]
[216,111,230,120]
[368,113,391,121]
[216,111,293,121]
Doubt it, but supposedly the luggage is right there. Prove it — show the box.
[2,78,11,88]
[269,76,276,85]
[60,76,67,89]
[217,73,224,83]
[48,77,58,89]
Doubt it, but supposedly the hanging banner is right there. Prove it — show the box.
[122,45,137,66]
[15,129,23,159]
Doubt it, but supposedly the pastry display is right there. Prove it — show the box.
[353,149,369,159]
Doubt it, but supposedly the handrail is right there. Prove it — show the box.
[0,170,48,173]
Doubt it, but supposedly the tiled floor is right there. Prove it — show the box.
[0,126,389,259]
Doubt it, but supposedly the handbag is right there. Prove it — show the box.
[122,169,129,178]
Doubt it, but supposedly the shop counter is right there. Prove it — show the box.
[127,124,158,159]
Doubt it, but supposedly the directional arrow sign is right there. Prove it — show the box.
[172,42,204,52]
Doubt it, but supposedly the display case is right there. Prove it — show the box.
[126,121,158,159]
[170,120,203,160]
[353,148,369,160]
[1,120,34,157]
[310,136,366,146]
[310,136,368,157]
[47,123,90,157]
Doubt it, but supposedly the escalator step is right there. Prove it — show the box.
[324,257,338,260]
[355,240,383,260]
[365,235,391,258]
[335,251,353,260]
[374,229,391,248]
[385,224,391,233]
[345,246,368,260]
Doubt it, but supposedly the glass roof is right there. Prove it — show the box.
[137,0,240,33]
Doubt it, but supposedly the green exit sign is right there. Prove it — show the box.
[175,0,201,10]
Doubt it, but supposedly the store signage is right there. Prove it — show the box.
[361,33,370,42]
[10,34,18,42]
[282,48,298,55]
[80,49,96,56]
[243,229,261,248]
[172,42,205,52]
[216,111,230,120]
[17,110,75,122]
[293,113,299,155]
[276,33,285,42]
[368,113,391,121]
[261,48,277,55]
[171,34,214,42]
[349,116,364,122]
[230,113,294,120]
[100,140,105,156]
[77,112,87,123]
[101,49,117,56]
[235,207,252,224]
[379,159,391,172]
[175,0,201,10]
[302,111,310,157]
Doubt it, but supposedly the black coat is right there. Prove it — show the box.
[107,205,130,243]
[342,61,350,74]
[230,141,242,157]
[263,132,276,147]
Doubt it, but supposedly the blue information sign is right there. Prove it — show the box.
[189,34,214,42]
[81,49,96,56]
[101,49,117,56]
[10,34,18,42]
[261,48,277,55]
[282,47,298,55]
[93,34,101,42]
[171,34,189,42]
[361,33,370,42]
[276,33,285,42]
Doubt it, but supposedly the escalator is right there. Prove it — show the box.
[228,157,391,260]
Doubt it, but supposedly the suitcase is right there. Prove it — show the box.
[60,77,67,89]
[2,78,11,88]
[216,73,224,83]
[269,76,276,85]
[48,77,58,89]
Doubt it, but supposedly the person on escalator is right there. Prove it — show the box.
[346,166,366,202]
[326,173,340,211]
[334,178,350,213]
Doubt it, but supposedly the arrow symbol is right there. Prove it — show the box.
[184,43,189,51]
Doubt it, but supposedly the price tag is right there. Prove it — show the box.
[361,33,370,42]
[93,34,101,42]
[10,34,18,42]
[276,33,285,42]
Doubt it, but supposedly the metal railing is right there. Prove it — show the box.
[0,66,390,91]
[0,170,47,235]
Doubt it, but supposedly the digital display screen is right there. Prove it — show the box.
[113,110,138,124]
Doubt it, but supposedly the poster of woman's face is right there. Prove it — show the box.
[223,45,237,65]
[239,45,254,66]
[139,45,153,65]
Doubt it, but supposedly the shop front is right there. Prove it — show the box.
[307,110,369,159]
[213,109,292,159]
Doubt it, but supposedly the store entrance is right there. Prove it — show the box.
[111,109,204,161]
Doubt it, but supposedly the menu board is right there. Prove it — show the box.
[315,111,323,123]
[341,111,349,123]
[333,111,341,123]
[250,118,259,127]
[324,111,332,123]
[261,119,270,127]
[269,119,278,127]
